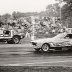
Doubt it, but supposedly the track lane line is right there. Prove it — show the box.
[3,59,72,66]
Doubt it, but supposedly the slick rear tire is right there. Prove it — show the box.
[41,43,50,52]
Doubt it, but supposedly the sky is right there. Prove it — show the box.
[0,0,57,15]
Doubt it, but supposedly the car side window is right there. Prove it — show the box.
[3,30,10,35]
[65,34,72,39]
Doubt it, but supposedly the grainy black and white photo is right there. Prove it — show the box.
[0,0,72,72]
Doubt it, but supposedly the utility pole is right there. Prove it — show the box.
[31,16,35,40]
[59,0,63,23]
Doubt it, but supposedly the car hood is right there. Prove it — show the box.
[31,38,54,43]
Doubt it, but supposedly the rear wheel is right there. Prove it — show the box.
[12,36,20,44]
[41,43,50,52]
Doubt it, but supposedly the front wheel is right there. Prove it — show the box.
[7,40,13,44]
[41,43,50,52]
[12,36,20,44]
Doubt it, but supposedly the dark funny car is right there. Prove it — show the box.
[0,29,25,44]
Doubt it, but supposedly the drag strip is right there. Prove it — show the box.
[2,55,72,67]
[0,43,72,67]
[0,43,32,48]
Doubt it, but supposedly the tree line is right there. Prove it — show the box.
[0,0,71,27]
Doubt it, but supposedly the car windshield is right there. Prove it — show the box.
[53,32,67,39]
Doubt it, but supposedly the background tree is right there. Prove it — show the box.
[1,13,11,24]
[60,0,72,27]
[46,3,60,17]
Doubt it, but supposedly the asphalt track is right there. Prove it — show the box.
[0,39,72,67]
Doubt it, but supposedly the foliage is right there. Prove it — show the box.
[0,13,11,25]
[46,3,60,17]
[60,0,72,27]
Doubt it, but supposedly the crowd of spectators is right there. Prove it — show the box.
[33,17,66,35]
[0,16,66,38]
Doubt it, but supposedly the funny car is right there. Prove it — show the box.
[31,32,72,52]
[0,29,25,44]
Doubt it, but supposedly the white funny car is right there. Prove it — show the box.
[31,32,72,52]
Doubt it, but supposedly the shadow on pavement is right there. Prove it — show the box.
[33,50,72,57]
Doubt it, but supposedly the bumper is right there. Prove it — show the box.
[31,43,42,49]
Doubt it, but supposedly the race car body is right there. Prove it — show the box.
[0,29,25,44]
[31,32,72,52]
